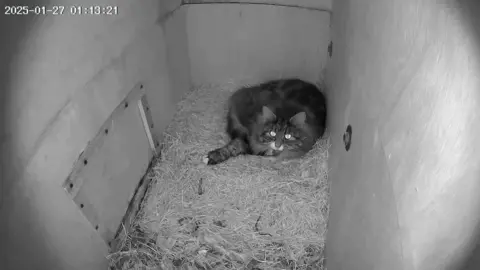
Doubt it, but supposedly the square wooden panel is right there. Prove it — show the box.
[63,83,157,244]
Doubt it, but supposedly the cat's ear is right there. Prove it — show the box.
[260,106,276,122]
[290,112,306,126]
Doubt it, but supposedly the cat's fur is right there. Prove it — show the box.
[204,78,327,165]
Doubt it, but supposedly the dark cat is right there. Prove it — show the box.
[203,78,327,165]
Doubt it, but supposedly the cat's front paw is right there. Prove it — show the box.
[203,149,226,165]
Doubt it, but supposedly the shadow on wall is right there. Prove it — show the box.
[454,0,480,269]
[0,0,53,267]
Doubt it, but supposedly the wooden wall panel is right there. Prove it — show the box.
[326,0,480,269]
[185,4,331,85]
[163,7,193,102]
[63,84,155,245]
[7,0,160,170]
[0,0,179,269]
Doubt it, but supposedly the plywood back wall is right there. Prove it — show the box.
[184,3,331,85]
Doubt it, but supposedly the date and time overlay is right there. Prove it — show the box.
[5,5,119,16]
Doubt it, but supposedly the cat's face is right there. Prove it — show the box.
[251,106,307,155]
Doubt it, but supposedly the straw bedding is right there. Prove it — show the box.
[109,82,330,270]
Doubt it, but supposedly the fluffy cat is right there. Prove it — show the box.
[203,78,327,165]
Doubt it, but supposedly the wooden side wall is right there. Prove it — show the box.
[325,0,480,269]
[0,0,185,269]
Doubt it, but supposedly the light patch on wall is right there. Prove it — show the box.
[381,12,480,268]
[6,0,161,172]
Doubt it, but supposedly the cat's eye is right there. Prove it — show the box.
[269,131,276,137]
[285,133,294,140]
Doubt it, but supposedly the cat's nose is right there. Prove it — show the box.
[274,140,283,148]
